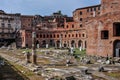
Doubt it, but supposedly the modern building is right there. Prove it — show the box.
[0,10,21,47]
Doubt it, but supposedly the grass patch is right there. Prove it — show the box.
[92,75,107,80]
[105,71,120,79]
[74,48,86,55]
[9,62,34,77]
[71,48,86,59]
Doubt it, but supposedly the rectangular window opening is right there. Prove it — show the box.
[113,23,120,36]
[101,30,109,39]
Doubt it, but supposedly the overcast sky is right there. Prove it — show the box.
[0,0,100,16]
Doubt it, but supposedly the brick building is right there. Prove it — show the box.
[86,0,120,57]
[19,15,42,48]
[32,11,87,49]
[1,0,120,57]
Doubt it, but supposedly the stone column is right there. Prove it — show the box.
[55,41,57,48]
[76,40,78,48]
[82,40,85,50]
[32,31,37,65]
[69,40,71,48]
[67,41,69,48]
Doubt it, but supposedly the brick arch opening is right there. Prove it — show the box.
[42,40,46,48]
[78,40,82,48]
[63,41,67,48]
[71,40,75,48]
[113,40,120,57]
[56,40,60,48]
[49,40,55,47]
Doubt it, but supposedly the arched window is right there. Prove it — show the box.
[80,18,83,21]
[80,24,82,27]
[72,24,74,28]
[80,11,82,15]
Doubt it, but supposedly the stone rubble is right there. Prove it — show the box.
[0,49,120,80]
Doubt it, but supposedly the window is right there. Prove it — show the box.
[47,34,49,38]
[98,12,100,15]
[36,34,39,38]
[61,34,63,37]
[50,34,52,38]
[72,24,74,28]
[80,11,82,15]
[91,8,93,11]
[40,34,42,38]
[65,35,67,38]
[57,34,59,38]
[101,30,109,39]
[91,13,93,15]
[43,34,45,38]
[98,6,100,10]
[28,19,31,21]
[80,24,82,27]
[1,23,4,27]
[8,24,11,28]
[66,25,69,28]
[87,9,89,12]
[82,34,85,37]
[79,34,81,37]
[28,24,30,26]
[2,19,4,22]
[72,34,74,37]
[54,34,55,38]
[8,20,10,23]
[80,18,82,21]
[69,34,70,37]
[76,34,78,37]
[94,7,96,11]
[113,23,120,36]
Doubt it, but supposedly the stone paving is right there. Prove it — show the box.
[0,49,120,80]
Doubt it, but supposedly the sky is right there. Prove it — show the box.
[0,0,100,16]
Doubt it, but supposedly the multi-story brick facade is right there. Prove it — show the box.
[19,15,42,48]
[86,0,120,57]
[36,19,86,49]
[31,11,87,49]
[1,0,120,57]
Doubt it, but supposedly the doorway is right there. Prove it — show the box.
[113,40,120,57]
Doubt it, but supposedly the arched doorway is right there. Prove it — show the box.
[42,40,46,48]
[49,40,54,47]
[36,40,39,48]
[78,40,82,48]
[63,41,67,48]
[71,40,75,48]
[113,40,120,57]
[56,40,60,48]
[64,44,67,48]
